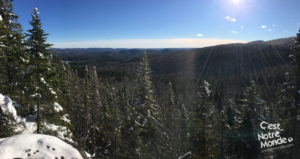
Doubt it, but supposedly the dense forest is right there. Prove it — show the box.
[1,0,300,159]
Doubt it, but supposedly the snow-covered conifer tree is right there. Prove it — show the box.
[25,7,57,133]
[237,81,266,158]
[0,0,28,99]
[133,52,167,158]
[191,80,219,158]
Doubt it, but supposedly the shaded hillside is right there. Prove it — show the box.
[55,37,294,83]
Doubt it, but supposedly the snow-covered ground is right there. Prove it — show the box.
[0,93,23,122]
[0,134,82,158]
[0,93,73,141]
[0,93,82,157]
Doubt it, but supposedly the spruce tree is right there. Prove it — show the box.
[223,99,238,158]
[291,29,300,158]
[191,80,219,158]
[164,81,182,158]
[81,66,92,151]
[51,54,68,105]
[0,0,28,99]
[119,87,140,158]
[178,103,191,158]
[133,52,167,158]
[237,81,266,159]
[91,66,102,157]
[0,106,14,137]
[25,7,56,133]
[66,68,88,149]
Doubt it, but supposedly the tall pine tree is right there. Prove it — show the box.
[133,52,167,158]
[0,0,28,99]
[291,29,300,158]
[25,7,57,133]
[191,80,219,158]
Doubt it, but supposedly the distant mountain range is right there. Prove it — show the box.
[52,37,294,53]
[54,37,295,83]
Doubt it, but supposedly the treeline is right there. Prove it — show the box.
[64,49,300,158]
[1,0,300,159]
[55,31,300,159]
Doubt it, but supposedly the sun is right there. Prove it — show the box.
[232,0,240,4]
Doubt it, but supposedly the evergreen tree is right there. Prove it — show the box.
[96,80,115,157]
[0,0,28,99]
[291,29,300,158]
[111,86,123,158]
[51,54,68,105]
[118,87,140,158]
[133,52,167,158]
[276,72,295,134]
[0,107,14,138]
[237,81,266,159]
[223,99,238,158]
[161,81,182,158]
[81,66,92,152]
[191,80,219,158]
[66,68,89,150]
[25,7,57,133]
[85,66,102,157]
[178,103,191,158]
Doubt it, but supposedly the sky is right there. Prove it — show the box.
[12,0,300,48]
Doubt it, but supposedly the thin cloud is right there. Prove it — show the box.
[261,25,267,29]
[196,33,203,37]
[53,38,247,48]
[268,28,272,32]
[225,16,237,22]
[232,30,238,34]
[240,25,245,29]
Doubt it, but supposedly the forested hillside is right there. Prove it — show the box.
[56,38,293,81]
[1,0,300,159]
[56,38,294,105]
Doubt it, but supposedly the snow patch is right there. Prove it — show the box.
[0,134,82,158]
[53,102,63,112]
[178,151,192,159]
[15,120,37,134]
[49,87,57,95]
[0,93,21,122]
[43,122,72,142]
[0,93,72,141]
[203,80,211,95]
[38,52,44,58]
[15,121,73,142]
[61,114,71,123]
[34,7,40,14]
[41,77,47,84]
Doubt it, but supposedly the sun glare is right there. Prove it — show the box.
[232,0,240,4]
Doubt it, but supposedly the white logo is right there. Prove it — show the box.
[257,121,293,149]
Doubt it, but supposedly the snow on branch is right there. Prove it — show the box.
[178,151,192,159]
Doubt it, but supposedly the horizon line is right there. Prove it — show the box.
[51,38,248,49]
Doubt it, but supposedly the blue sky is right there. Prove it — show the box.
[13,0,300,48]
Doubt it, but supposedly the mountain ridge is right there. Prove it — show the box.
[51,37,294,51]
[55,37,294,87]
